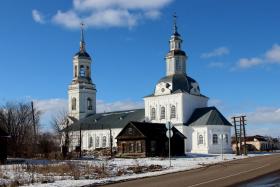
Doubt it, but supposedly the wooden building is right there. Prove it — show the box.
[116,121,186,157]
[0,126,9,164]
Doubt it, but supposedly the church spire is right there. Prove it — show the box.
[80,22,86,52]
[173,13,179,35]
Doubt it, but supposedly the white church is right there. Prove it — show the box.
[67,17,232,154]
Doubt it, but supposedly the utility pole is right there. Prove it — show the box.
[242,116,247,155]
[232,116,247,156]
[109,128,113,158]
[79,123,82,158]
[233,117,239,155]
[31,101,37,155]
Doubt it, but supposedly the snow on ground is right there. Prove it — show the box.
[0,153,273,187]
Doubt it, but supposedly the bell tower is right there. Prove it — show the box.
[68,23,96,120]
[165,14,188,76]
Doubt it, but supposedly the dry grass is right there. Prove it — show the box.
[22,162,109,180]
[0,166,3,178]
[127,164,163,174]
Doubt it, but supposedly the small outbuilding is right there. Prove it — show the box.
[0,126,9,164]
[116,121,186,157]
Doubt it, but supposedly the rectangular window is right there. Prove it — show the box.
[160,107,165,119]
[137,141,142,153]
[151,107,156,120]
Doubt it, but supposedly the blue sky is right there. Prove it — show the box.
[0,0,280,136]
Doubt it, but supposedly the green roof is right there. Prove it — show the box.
[67,109,145,131]
[187,107,232,126]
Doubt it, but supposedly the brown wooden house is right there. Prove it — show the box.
[0,126,9,164]
[116,121,186,157]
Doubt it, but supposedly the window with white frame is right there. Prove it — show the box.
[102,136,107,147]
[225,134,229,144]
[88,136,93,148]
[151,107,156,120]
[170,105,176,119]
[160,107,165,119]
[95,136,100,148]
[213,134,218,144]
[198,135,203,145]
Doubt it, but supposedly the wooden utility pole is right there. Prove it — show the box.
[79,123,82,158]
[233,117,240,155]
[109,128,113,158]
[31,101,37,155]
[242,116,247,155]
[232,116,247,155]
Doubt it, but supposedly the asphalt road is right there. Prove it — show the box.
[102,154,280,187]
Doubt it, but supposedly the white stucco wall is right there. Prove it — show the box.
[68,84,96,120]
[207,125,232,154]
[191,125,232,154]
[144,92,208,124]
[69,128,122,151]
[181,93,208,123]
[144,93,184,124]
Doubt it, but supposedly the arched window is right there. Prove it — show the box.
[225,134,229,144]
[170,105,176,119]
[74,65,77,77]
[95,137,100,148]
[86,66,90,77]
[198,135,204,144]
[88,136,93,148]
[160,107,165,119]
[87,98,92,110]
[80,65,85,77]
[72,98,76,110]
[102,136,107,147]
[213,134,218,144]
[151,107,156,120]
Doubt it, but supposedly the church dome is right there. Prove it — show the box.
[155,74,201,95]
[74,51,91,59]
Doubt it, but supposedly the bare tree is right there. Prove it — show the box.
[37,132,60,158]
[51,110,72,158]
[0,101,41,157]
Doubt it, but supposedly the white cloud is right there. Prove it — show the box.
[144,10,161,20]
[50,0,173,29]
[201,47,229,58]
[52,10,81,29]
[245,107,280,125]
[265,44,280,63]
[32,9,45,24]
[234,44,280,70]
[84,9,138,28]
[96,99,143,113]
[236,57,263,69]
[73,0,173,11]
[226,107,280,137]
